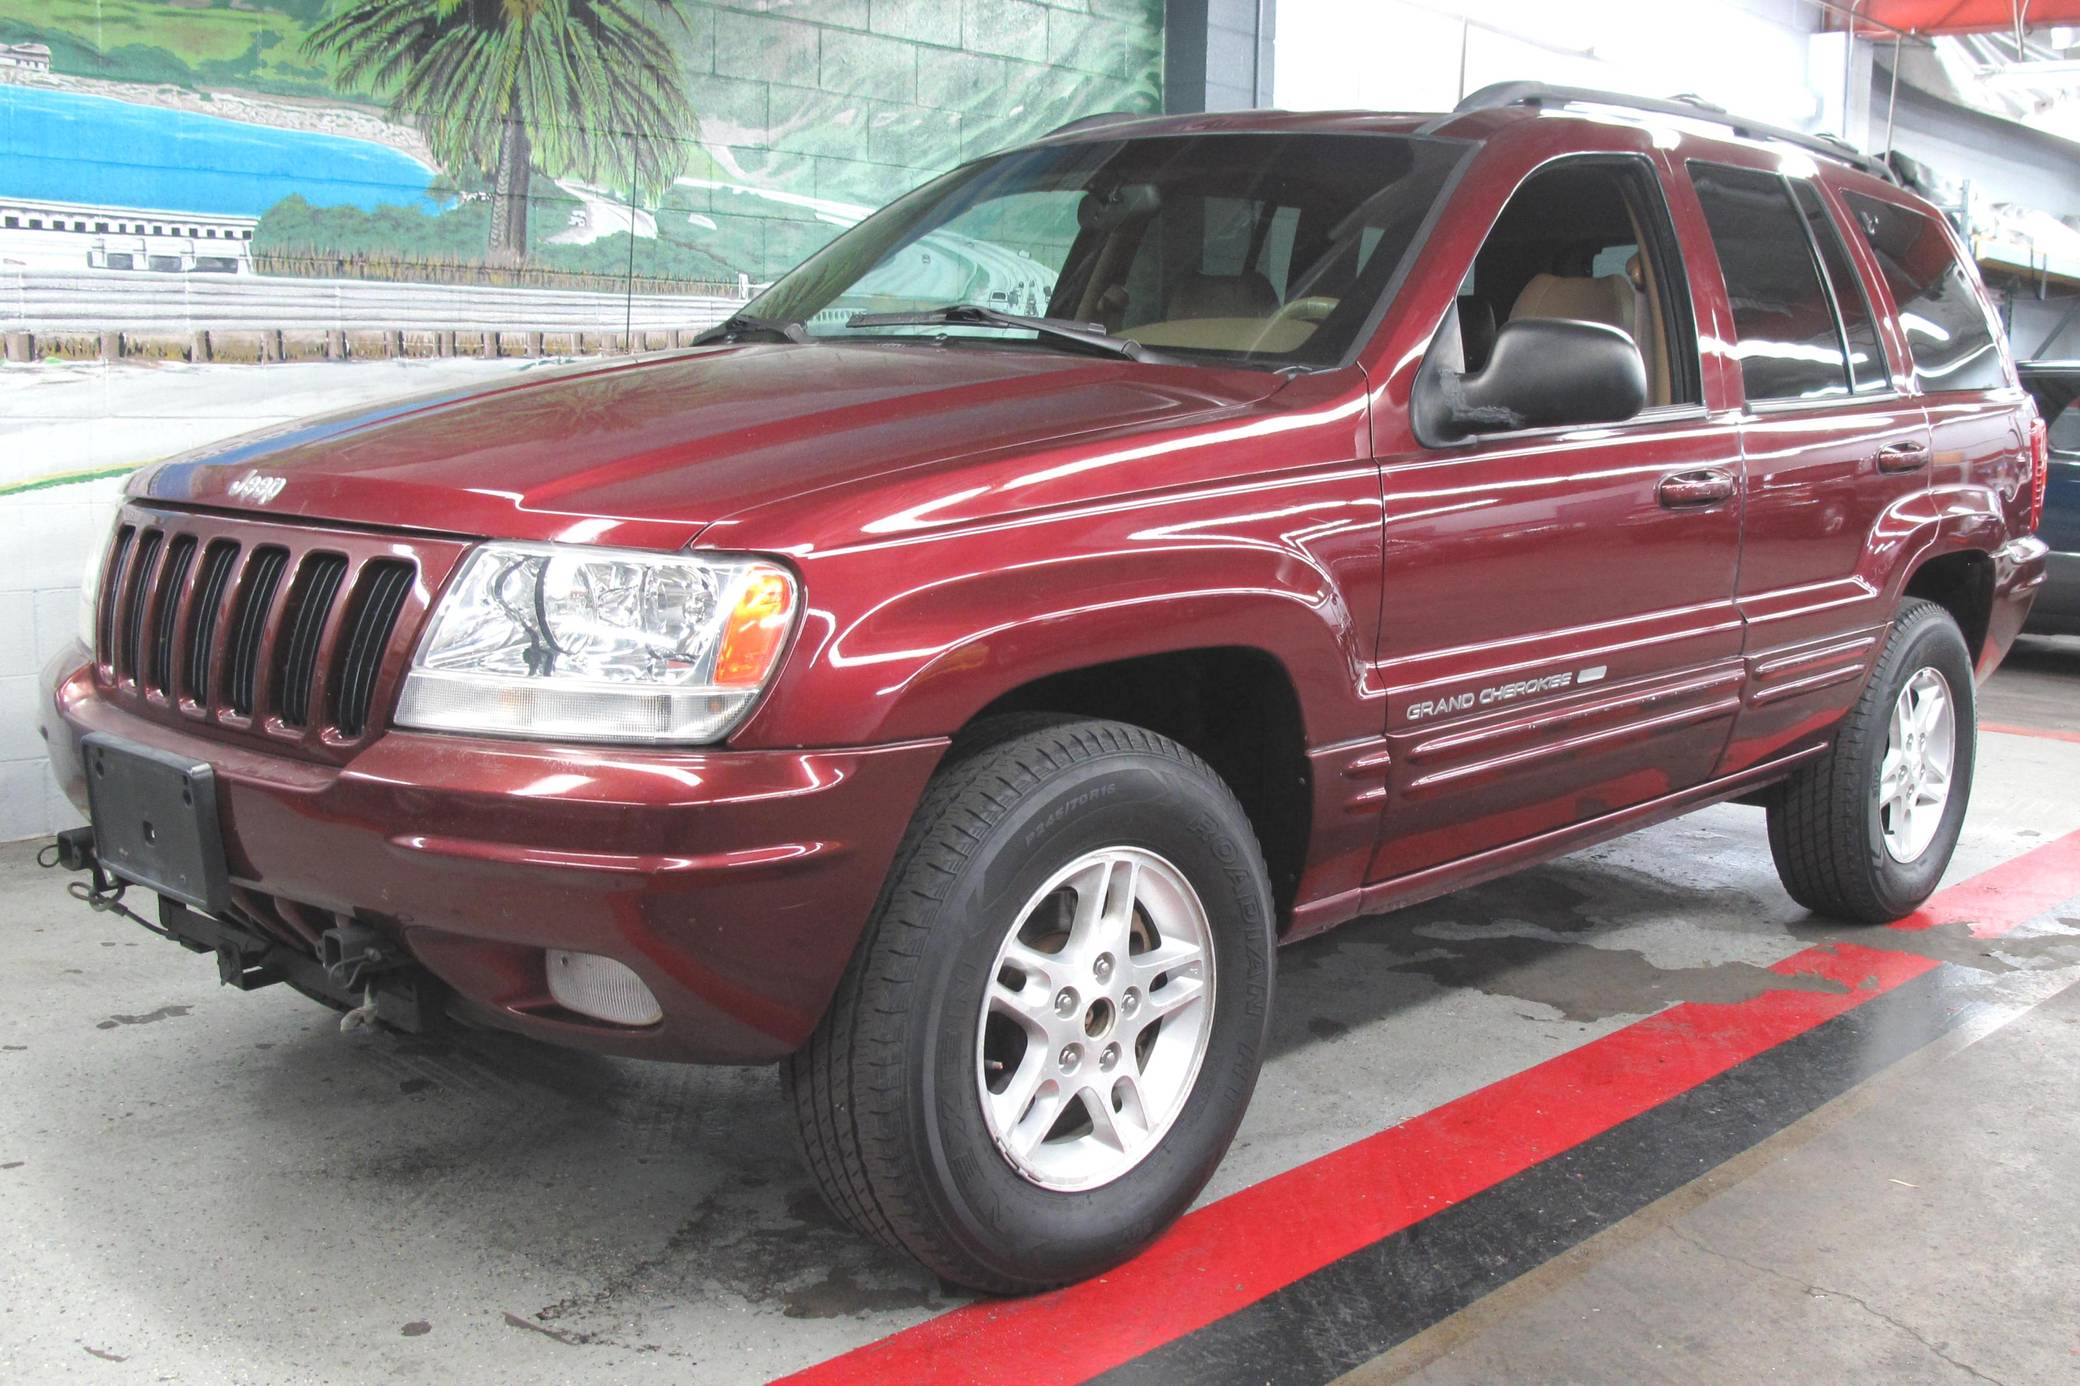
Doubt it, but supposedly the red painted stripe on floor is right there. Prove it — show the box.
[779,829,2080,1386]
[1981,722,2080,745]
[1895,830,2080,936]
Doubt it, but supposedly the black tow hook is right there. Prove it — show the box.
[39,828,173,939]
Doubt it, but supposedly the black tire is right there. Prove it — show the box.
[782,716,1275,1293]
[1766,598,1976,923]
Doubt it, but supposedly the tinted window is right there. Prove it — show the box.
[1844,192,2005,392]
[1792,182,1887,392]
[1689,163,1848,402]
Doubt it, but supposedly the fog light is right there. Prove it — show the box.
[546,950,663,1027]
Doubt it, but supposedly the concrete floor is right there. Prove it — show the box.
[3,640,2078,1384]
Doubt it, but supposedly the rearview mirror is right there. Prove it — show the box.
[1413,317,1648,447]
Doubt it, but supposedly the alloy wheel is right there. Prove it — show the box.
[974,847,1216,1192]
[1878,666,1956,863]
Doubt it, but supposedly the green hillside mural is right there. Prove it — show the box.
[0,0,1166,294]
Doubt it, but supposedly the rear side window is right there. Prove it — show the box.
[1688,163,1849,402]
[1843,192,2005,392]
[1791,183,1888,393]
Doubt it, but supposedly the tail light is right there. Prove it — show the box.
[2029,417,2050,533]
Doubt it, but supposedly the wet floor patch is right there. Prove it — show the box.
[1374,929,1850,1023]
[1273,843,2080,1033]
[514,1181,945,1346]
[1786,914,2080,975]
[94,1004,191,1030]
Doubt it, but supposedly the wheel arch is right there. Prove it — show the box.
[1900,547,1995,664]
[969,647,1314,915]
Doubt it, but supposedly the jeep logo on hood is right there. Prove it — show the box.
[226,471,288,505]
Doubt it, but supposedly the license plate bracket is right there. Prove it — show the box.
[82,733,230,917]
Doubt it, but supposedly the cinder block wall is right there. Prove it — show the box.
[0,0,1166,841]
[663,1,1165,279]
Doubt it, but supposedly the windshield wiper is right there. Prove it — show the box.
[691,314,809,345]
[844,304,1145,362]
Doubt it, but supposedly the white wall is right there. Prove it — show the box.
[1274,0,1847,133]
[0,470,118,841]
[0,357,540,842]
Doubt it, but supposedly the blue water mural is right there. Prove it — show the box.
[0,86,437,217]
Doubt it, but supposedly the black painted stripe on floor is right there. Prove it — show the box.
[1095,964,1997,1386]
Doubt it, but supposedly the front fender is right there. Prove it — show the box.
[731,469,1386,749]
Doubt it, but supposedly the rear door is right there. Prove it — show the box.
[1369,152,1746,882]
[1679,162,1935,774]
[1841,188,2035,657]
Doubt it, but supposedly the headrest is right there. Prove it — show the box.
[1510,273,1636,336]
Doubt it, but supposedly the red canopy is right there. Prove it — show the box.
[1837,1,2080,35]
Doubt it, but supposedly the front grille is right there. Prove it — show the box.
[334,560,414,739]
[275,552,347,727]
[96,526,135,665]
[185,541,238,706]
[146,534,196,695]
[93,508,450,756]
[117,528,162,680]
[227,546,289,718]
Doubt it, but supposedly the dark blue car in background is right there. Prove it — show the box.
[2023,362,2080,636]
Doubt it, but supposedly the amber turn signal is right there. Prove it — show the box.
[714,567,797,687]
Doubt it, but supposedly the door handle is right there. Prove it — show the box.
[1876,440,1930,472]
[1657,468,1736,508]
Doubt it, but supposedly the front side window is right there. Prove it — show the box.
[1843,192,2006,393]
[1689,162,1851,403]
[1457,156,1701,408]
[744,132,1468,369]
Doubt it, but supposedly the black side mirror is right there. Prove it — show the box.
[1413,317,1648,447]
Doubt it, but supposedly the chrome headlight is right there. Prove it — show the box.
[395,542,798,745]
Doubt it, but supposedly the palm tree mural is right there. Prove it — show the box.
[304,0,697,265]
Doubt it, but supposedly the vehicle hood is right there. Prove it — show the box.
[134,344,1288,551]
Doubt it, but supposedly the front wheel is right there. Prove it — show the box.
[784,717,1275,1293]
[1766,598,1976,922]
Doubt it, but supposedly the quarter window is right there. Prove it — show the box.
[1843,192,2005,393]
[1792,182,1887,392]
[1689,163,1849,402]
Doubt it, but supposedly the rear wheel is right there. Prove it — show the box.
[1766,598,1976,922]
[783,717,1275,1293]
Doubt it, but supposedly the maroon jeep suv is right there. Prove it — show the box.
[41,84,2051,1292]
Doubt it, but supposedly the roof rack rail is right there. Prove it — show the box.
[1452,81,1896,183]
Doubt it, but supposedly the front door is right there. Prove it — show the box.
[1369,154,1746,883]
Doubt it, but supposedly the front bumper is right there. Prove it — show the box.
[42,644,946,1063]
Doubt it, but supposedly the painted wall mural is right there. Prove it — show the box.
[0,0,1164,840]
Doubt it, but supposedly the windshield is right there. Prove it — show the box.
[741,131,1468,369]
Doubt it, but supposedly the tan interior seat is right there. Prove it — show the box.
[1622,253,1667,406]
[1509,272,1638,342]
